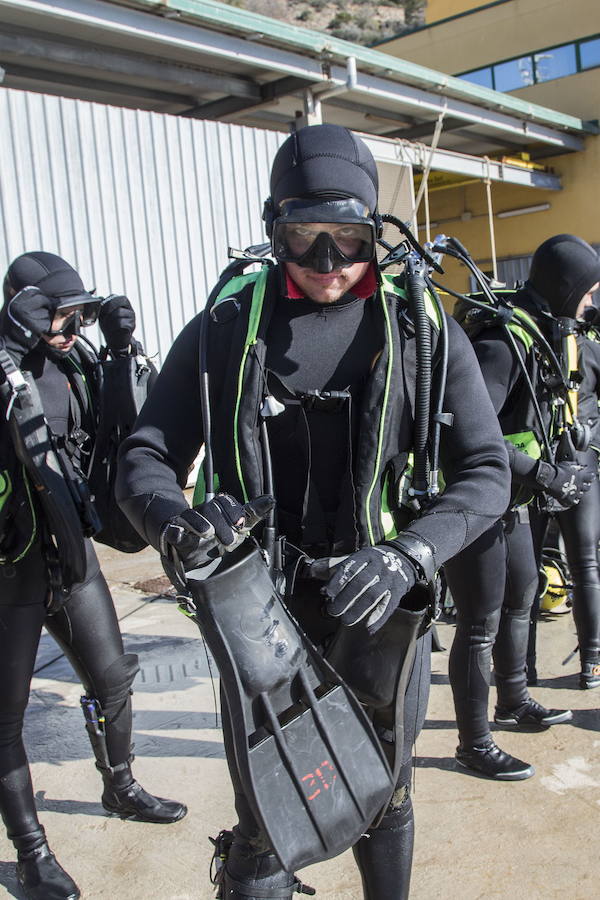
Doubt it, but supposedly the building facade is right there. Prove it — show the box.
[376,0,600,288]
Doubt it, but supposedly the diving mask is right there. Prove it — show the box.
[271,198,377,273]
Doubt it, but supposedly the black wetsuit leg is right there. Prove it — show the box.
[0,539,137,853]
[352,628,431,900]
[444,521,504,746]
[558,448,600,667]
[0,546,50,852]
[493,511,539,709]
[44,540,137,768]
[525,507,550,683]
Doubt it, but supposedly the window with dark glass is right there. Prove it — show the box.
[580,37,600,69]
[493,56,534,91]
[534,44,577,82]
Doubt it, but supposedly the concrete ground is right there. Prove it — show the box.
[0,541,598,900]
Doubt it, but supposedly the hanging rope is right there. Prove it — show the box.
[484,157,498,282]
[410,102,447,235]
[424,176,431,243]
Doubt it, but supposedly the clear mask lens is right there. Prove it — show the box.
[273,221,375,265]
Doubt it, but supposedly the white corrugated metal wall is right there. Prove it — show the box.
[0,88,284,362]
[0,87,414,363]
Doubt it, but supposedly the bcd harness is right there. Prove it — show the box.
[455,289,586,508]
[0,338,153,593]
[193,263,447,568]
[0,345,89,593]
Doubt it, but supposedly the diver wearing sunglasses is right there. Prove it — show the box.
[0,252,186,900]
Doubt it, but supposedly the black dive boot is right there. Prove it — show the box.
[579,651,600,689]
[80,695,187,823]
[455,738,534,780]
[15,829,80,900]
[352,788,414,900]
[211,831,315,899]
[101,762,187,824]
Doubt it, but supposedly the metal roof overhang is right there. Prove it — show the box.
[0,0,595,192]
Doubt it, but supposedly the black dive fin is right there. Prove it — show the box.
[0,357,87,586]
[184,544,394,873]
[326,596,428,808]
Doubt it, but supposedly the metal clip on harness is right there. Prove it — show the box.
[0,349,30,420]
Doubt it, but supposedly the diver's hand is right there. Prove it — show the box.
[98,294,136,352]
[535,459,595,507]
[323,545,418,633]
[160,493,275,573]
[3,287,54,356]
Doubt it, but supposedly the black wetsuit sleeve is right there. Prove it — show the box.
[399,316,510,567]
[578,336,600,444]
[472,328,541,485]
[115,315,204,548]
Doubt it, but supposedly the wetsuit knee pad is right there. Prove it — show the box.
[503,573,538,618]
[455,609,501,645]
[93,653,140,717]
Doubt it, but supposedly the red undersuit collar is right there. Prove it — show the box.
[284,262,378,300]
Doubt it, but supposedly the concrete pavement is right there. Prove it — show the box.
[0,541,598,899]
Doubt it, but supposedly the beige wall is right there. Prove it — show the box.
[510,70,600,121]
[382,0,599,76]
[418,134,600,292]
[424,0,495,24]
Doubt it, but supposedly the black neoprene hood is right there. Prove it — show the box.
[269,124,379,214]
[3,251,94,307]
[527,234,600,318]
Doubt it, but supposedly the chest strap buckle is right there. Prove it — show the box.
[298,389,350,413]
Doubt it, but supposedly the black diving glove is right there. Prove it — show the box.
[98,294,136,352]
[1,286,54,359]
[323,545,419,633]
[159,493,275,589]
[534,459,595,507]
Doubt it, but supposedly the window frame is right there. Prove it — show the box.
[458,32,600,91]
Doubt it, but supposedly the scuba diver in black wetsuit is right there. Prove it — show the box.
[446,233,599,781]
[522,236,600,690]
[116,124,510,900]
[555,327,600,689]
[0,253,187,900]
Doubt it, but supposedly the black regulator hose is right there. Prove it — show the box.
[405,254,431,497]
[424,276,449,494]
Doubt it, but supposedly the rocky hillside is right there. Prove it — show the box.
[224,0,426,45]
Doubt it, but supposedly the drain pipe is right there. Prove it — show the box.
[302,57,357,124]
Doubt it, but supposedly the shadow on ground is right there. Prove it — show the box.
[0,859,23,898]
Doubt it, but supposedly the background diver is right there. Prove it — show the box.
[524,236,600,690]
[117,123,510,899]
[0,252,186,900]
[445,233,599,781]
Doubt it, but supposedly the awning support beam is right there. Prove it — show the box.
[361,133,562,190]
